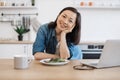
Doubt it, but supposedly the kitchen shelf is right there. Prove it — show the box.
[0,40,33,44]
[75,6,120,9]
[73,0,120,9]
[0,6,37,9]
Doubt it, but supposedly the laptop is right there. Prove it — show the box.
[80,40,120,69]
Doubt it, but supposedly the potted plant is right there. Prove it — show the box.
[14,25,30,41]
[31,0,35,6]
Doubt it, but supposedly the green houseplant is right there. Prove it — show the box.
[14,25,30,41]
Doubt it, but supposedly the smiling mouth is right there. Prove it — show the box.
[61,25,67,29]
[60,23,67,28]
[59,21,68,29]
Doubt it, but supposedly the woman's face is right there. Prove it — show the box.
[56,10,77,32]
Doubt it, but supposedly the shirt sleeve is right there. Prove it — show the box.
[68,44,83,60]
[32,24,47,55]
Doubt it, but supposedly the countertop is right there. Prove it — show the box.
[0,40,105,44]
[80,41,105,45]
[0,40,33,44]
[0,59,120,80]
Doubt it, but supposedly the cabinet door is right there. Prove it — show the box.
[0,44,32,59]
[23,44,33,57]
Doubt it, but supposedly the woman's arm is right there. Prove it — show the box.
[33,24,60,60]
[34,52,59,60]
[59,32,70,59]
[59,24,76,59]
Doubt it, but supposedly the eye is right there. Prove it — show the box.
[62,15,66,18]
[69,20,73,23]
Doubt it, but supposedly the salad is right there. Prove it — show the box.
[45,58,66,63]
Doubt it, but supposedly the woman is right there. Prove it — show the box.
[33,7,82,60]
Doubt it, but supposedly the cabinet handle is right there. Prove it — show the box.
[24,46,27,54]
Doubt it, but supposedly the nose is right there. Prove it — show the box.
[63,19,68,26]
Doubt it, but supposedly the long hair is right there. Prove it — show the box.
[48,7,81,45]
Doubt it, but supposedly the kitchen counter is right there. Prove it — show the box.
[0,59,120,80]
[80,41,105,45]
[0,40,33,44]
[0,40,105,44]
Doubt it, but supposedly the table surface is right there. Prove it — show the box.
[0,59,120,80]
[0,40,33,44]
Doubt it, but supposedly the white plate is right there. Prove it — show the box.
[40,59,70,66]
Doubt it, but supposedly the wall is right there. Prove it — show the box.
[0,0,120,42]
[36,0,120,42]
[79,8,120,42]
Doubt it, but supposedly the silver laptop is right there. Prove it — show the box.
[80,40,120,68]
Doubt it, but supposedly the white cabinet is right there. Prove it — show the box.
[0,43,33,59]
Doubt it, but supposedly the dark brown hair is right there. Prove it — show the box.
[48,7,81,45]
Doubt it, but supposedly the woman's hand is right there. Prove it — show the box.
[62,26,74,34]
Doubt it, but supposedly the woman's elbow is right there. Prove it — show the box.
[33,53,41,60]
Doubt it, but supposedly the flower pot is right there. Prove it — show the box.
[31,0,35,6]
[18,35,23,41]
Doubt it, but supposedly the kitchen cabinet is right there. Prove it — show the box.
[0,41,33,59]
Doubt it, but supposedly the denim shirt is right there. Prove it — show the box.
[33,23,82,60]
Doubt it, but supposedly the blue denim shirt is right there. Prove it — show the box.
[33,23,82,60]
